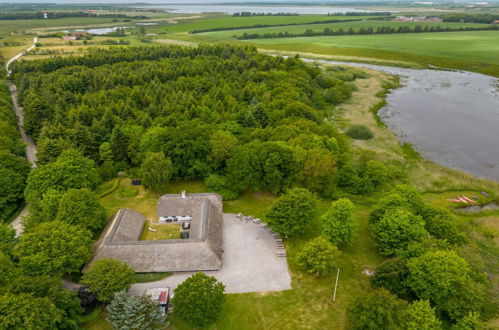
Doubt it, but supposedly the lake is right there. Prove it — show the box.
[140,4,375,15]
[306,59,499,181]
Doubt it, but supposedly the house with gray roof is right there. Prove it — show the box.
[89,192,223,272]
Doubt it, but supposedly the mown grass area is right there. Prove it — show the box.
[201,20,491,39]
[82,308,112,330]
[162,15,379,34]
[140,220,181,240]
[134,272,171,283]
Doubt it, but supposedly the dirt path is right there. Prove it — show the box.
[7,38,38,237]
[5,37,37,76]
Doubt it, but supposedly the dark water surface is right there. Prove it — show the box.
[309,59,499,181]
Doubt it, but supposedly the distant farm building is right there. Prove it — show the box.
[392,16,443,22]
[89,193,223,272]
[493,20,499,24]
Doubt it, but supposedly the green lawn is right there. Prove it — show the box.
[201,20,490,39]
[140,220,181,240]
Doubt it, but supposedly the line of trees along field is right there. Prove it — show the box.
[236,24,499,39]
[189,16,389,34]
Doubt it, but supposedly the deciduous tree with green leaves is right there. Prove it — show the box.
[107,290,164,329]
[451,312,484,330]
[405,300,442,330]
[372,208,428,256]
[81,258,135,303]
[56,188,107,233]
[172,272,225,327]
[266,187,316,236]
[14,221,93,276]
[0,293,61,329]
[296,236,340,276]
[347,288,407,330]
[210,130,238,169]
[6,275,82,330]
[407,250,470,305]
[322,198,356,247]
[24,149,100,206]
[140,152,174,192]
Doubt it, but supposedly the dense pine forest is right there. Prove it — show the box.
[13,45,386,202]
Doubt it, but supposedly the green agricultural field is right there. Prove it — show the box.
[200,20,491,39]
[248,30,499,65]
[163,15,378,34]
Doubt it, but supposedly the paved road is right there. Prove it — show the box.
[7,38,38,237]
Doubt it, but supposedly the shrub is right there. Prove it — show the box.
[81,259,135,303]
[346,124,374,140]
[172,273,225,327]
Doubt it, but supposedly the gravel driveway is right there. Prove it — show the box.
[130,214,291,295]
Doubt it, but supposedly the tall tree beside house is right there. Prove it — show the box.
[14,221,93,276]
[81,258,135,303]
[140,152,174,192]
[172,272,225,327]
[56,188,107,233]
[321,198,356,248]
[266,188,317,236]
[24,149,101,207]
[296,236,340,276]
[107,290,164,330]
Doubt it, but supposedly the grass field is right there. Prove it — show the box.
[246,30,499,65]
[200,20,491,39]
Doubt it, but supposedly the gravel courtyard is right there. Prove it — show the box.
[130,213,291,295]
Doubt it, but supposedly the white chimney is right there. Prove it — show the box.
[181,190,186,198]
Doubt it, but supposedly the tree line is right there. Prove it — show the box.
[189,17,389,34]
[442,13,499,24]
[236,24,499,39]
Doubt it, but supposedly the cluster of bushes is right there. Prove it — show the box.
[0,81,31,222]
[13,45,363,200]
[352,185,497,328]
[346,124,374,140]
[237,24,499,39]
